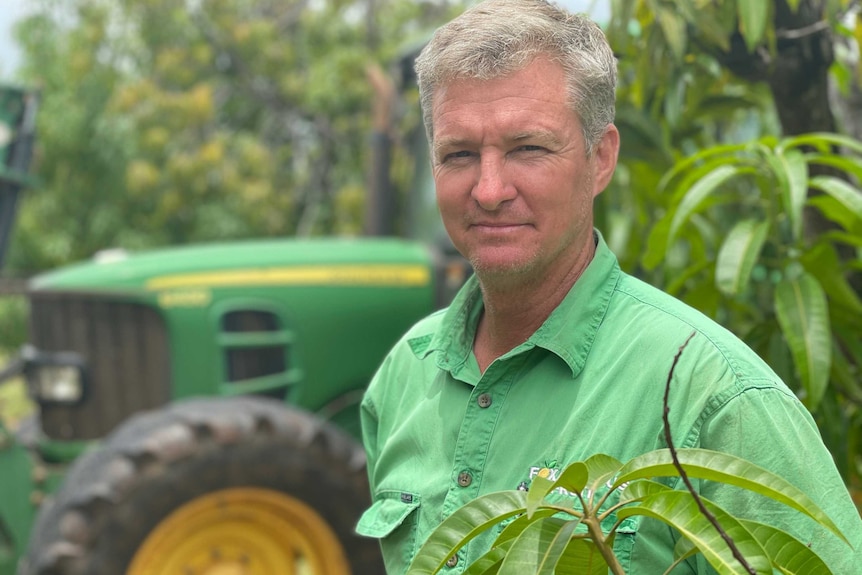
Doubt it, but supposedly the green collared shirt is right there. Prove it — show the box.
[358,233,862,574]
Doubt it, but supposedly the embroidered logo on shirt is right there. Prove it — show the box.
[519,459,620,502]
[518,459,578,497]
[534,459,557,480]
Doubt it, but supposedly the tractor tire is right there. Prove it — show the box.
[20,396,384,575]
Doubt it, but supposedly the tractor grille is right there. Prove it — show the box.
[29,292,171,440]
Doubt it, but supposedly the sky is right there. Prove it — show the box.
[0,0,32,81]
[0,0,609,81]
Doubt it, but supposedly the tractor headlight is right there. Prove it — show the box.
[20,345,88,405]
[29,364,85,403]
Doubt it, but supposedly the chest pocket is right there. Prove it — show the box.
[611,515,639,573]
[356,490,421,574]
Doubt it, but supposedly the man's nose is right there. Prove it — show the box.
[471,155,516,211]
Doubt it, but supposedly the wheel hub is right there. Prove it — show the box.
[127,487,348,575]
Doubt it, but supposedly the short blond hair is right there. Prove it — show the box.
[415,0,616,155]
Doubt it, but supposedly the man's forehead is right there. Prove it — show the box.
[434,61,564,104]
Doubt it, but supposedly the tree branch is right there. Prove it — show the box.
[776,0,861,40]
[663,331,757,575]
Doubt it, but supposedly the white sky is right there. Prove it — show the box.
[0,0,33,81]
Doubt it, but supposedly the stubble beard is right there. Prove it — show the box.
[467,243,552,293]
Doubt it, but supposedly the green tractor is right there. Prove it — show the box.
[0,65,465,574]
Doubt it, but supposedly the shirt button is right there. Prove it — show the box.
[457,471,472,487]
[446,555,459,568]
[477,393,492,408]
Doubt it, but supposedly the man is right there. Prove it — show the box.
[356,1,862,573]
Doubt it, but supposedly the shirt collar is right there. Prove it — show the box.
[415,230,621,379]
[530,231,620,377]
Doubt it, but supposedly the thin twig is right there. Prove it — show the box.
[663,331,757,575]
[776,0,862,40]
[776,20,829,40]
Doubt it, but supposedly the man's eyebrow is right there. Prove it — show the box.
[511,130,562,147]
[432,137,472,161]
[433,137,470,153]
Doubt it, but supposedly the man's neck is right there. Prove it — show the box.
[472,239,596,373]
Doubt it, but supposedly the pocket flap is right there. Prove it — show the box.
[356,491,420,538]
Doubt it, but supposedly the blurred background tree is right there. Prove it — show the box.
[7,0,464,272]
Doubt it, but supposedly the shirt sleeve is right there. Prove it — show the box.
[695,384,862,574]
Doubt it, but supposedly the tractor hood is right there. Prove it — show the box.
[30,237,435,294]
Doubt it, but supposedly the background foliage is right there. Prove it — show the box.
[597,0,862,500]
[3,0,861,499]
[7,0,461,270]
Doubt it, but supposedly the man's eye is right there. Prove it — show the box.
[516,145,544,152]
[443,150,472,162]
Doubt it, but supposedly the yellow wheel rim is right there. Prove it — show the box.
[126,487,350,575]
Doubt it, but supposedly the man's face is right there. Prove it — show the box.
[430,56,618,282]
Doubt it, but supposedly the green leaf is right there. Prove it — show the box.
[821,230,862,248]
[462,540,512,575]
[583,453,623,508]
[498,517,578,575]
[804,152,862,184]
[831,337,862,404]
[683,4,732,51]
[664,70,687,128]
[656,6,688,61]
[619,479,672,504]
[669,164,747,245]
[800,241,862,315]
[738,0,770,52]
[774,273,832,410]
[617,490,772,574]
[738,518,833,574]
[613,448,848,545]
[614,106,673,165]
[527,475,555,518]
[673,534,700,562]
[657,142,747,195]
[807,195,862,232]
[494,509,567,550]
[837,322,862,363]
[643,213,673,271]
[781,132,862,156]
[715,219,770,296]
[773,149,808,241]
[583,453,624,495]
[409,491,527,575]
[524,461,589,518]
[556,538,609,575]
[808,175,862,222]
[551,460,589,494]
[666,258,713,296]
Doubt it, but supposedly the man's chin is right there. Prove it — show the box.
[469,255,537,279]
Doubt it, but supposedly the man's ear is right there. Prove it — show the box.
[591,124,620,198]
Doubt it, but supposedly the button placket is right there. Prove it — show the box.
[441,354,526,568]
[441,360,519,523]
